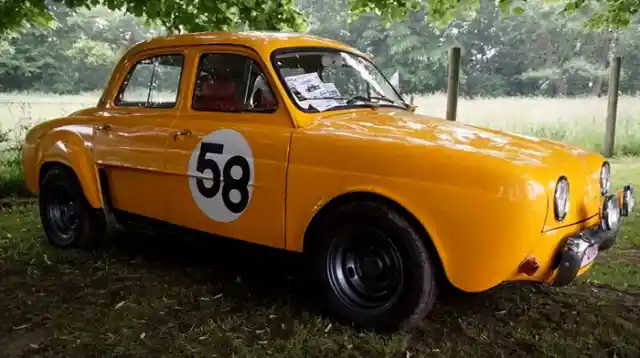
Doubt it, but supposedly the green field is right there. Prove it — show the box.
[2,92,640,155]
[3,92,640,198]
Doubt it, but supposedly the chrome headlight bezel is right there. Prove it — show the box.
[600,161,611,195]
[554,176,570,221]
[601,194,621,231]
[622,185,635,217]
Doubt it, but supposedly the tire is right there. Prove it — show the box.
[308,200,439,332]
[39,165,106,249]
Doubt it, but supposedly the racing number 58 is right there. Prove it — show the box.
[195,142,251,213]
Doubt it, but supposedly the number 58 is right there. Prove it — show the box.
[195,142,251,213]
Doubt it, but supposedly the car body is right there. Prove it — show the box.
[21,31,635,331]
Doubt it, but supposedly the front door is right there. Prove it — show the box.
[92,51,186,222]
[163,46,294,249]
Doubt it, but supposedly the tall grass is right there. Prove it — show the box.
[0,127,31,199]
[0,91,100,134]
[413,93,640,155]
[1,92,640,198]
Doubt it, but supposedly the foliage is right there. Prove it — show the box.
[300,0,640,97]
[3,1,640,37]
[0,6,163,93]
[566,0,640,29]
[4,1,640,97]
[0,127,30,199]
[0,0,307,35]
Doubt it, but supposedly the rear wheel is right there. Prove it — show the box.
[39,165,106,249]
[309,200,439,332]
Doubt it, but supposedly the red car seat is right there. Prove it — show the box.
[195,73,242,111]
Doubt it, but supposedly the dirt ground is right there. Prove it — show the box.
[1,202,639,358]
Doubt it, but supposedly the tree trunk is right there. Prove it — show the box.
[592,29,612,97]
[555,77,568,97]
[592,78,604,97]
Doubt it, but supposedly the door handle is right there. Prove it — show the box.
[94,123,111,131]
[173,129,192,139]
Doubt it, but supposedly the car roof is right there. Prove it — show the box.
[128,31,366,58]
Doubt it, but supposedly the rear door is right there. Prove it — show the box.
[92,50,186,221]
[163,45,294,249]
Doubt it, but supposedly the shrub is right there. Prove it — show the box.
[0,127,31,199]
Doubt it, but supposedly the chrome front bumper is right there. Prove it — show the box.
[554,185,634,286]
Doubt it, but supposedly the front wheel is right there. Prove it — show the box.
[309,200,439,332]
[39,165,106,249]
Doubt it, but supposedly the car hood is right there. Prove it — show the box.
[306,108,598,169]
[303,108,604,230]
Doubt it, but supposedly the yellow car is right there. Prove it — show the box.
[21,31,635,332]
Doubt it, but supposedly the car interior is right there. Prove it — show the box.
[192,53,276,112]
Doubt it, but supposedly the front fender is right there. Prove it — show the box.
[287,124,554,293]
[288,167,549,293]
[29,126,103,209]
[399,178,549,292]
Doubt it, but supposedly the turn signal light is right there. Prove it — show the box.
[518,256,540,276]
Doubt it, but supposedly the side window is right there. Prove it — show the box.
[116,54,184,108]
[192,53,277,112]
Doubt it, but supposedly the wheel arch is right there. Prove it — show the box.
[35,130,104,209]
[301,191,449,286]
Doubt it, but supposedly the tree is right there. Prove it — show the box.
[3,1,640,37]
[4,0,640,96]
[299,0,640,97]
[0,4,163,93]
[0,0,307,35]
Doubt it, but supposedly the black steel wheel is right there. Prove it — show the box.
[309,200,439,332]
[326,226,405,313]
[39,165,106,249]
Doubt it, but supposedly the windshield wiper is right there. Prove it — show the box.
[296,94,399,106]
[302,97,379,110]
[298,95,396,104]
[346,95,398,105]
[294,94,407,111]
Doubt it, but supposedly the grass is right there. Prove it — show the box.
[1,92,640,155]
[414,94,640,155]
[583,157,640,288]
[1,92,639,355]
[0,144,28,200]
[0,159,639,357]
[0,92,99,137]
[0,126,30,199]
[2,91,640,200]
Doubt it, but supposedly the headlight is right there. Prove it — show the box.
[601,194,621,231]
[600,161,611,195]
[554,176,569,221]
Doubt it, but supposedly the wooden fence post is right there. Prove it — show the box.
[604,56,621,158]
[446,47,461,121]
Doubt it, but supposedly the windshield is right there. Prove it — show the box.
[272,49,407,112]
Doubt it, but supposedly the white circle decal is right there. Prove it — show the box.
[188,129,255,223]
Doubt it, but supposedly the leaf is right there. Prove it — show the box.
[498,0,512,14]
